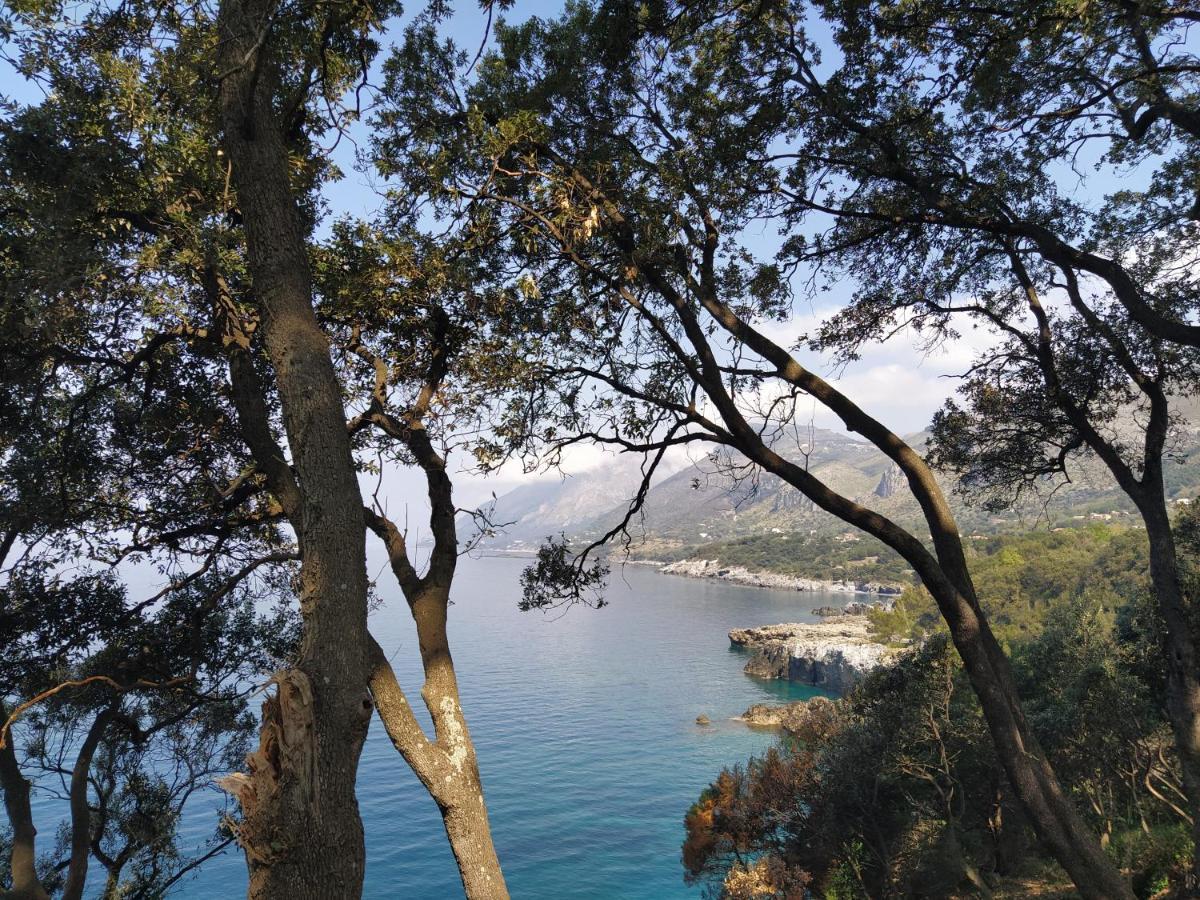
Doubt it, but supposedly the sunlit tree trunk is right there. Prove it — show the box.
[214,2,374,895]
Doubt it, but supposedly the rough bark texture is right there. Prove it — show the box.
[362,463,509,897]
[0,704,49,900]
[349,308,509,897]
[369,631,508,900]
[215,2,374,896]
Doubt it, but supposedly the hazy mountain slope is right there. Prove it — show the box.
[463,454,677,547]
[468,419,1200,553]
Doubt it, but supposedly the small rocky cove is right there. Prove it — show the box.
[728,617,898,694]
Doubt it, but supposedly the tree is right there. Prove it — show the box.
[373,2,1133,894]
[0,0,510,895]
[1,565,297,900]
[0,117,301,895]
[692,0,1200,882]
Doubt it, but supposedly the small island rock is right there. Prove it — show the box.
[738,697,840,740]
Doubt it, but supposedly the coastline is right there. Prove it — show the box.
[472,549,904,595]
[728,618,899,693]
[655,558,903,596]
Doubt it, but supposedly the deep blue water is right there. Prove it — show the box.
[154,557,843,898]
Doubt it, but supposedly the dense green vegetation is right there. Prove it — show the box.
[640,522,1152,613]
[685,514,1200,897]
[869,524,1154,643]
[686,628,1189,897]
[3,0,1199,893]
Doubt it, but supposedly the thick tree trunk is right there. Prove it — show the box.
[214,3,374,897]
[728,400,1129,898]
[0,708,49,900]
[1139,499,1200,891]
[930,578,1131,900]
[705,397,1131,897]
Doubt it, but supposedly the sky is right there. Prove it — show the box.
[0,2,1135,514]
[324,1,1005,513]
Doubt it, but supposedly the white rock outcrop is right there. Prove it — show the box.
[728,617,896,693]
[661,558,901,595]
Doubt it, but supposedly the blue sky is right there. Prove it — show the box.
[333,2,988,507]
[1,1,1152,514]
[0,0,1003,513]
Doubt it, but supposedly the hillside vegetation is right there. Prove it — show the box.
[684,515,1197,897]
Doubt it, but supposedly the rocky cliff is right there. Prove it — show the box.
[874,462,906,499]
[729,617,896,693]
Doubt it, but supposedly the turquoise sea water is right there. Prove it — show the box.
[160,556,840,898]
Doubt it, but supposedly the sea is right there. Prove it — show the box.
[133,556,845,898]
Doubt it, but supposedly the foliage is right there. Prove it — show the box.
[0,557,299,895]
[517,535,609,611]
[866,586,941,646]
[860,523,1153,641]
[686,510,1200,898]
[686,607,1193,897]
[682,748,815,894]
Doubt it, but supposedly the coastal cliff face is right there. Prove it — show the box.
[662,558,902,595]
[729,617,896,693]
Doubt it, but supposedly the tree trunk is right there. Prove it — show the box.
[61,707,114,900]
[0,707,49,900]
[933,579,1131,900]
[214,3,374,896]
[743,439,1130,898]
[368,594,509,899]
[356,365,509,896]
[410,589,507,898]
[1139,498,1200,891]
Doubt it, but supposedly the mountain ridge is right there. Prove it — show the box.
[461,423,1200,555]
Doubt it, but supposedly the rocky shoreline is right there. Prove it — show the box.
[729,617,898,694]
[660,558,903,596]
[737,697,840,739]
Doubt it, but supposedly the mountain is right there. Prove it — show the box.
[464,422,1200,554]
[461,453,681,549]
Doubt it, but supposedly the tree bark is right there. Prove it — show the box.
[0,703,49,900]
[61,707,115,900]
[214,2,374,896]
[363,485,508,897]
[1138,496,1200,890]
[747,439,1134,900]
[368,627,508,900]
[350,313,509,897]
